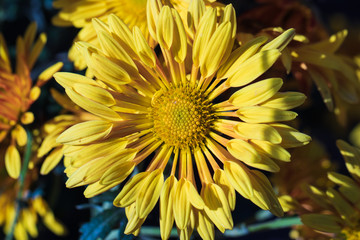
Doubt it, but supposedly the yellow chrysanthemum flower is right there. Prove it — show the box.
[0,167,66,240]
[0,23,63,178]
[53,0,311,238]
[52,0,223,71]
[300,140,360,240]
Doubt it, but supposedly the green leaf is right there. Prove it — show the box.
[79,208,124,240]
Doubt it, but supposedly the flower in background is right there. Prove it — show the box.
[53,0,310,238]
[236,0,360,125]
[272,140,335,239]
[52,0,223,71]
[0,23,63,178]
[297,140,360,239]
[0,161,66,240]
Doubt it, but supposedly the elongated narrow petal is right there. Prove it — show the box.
[160,176,177,240]
[113,172,150,207]
[57,120,113,145]
[136,169,164,218]
[227,139,261,164]
[250,139,291,162]
[271,124,311,148]
[223,161,253,199]
[40,147,64,175]
[200,21,233,78]
[260,92,306,110]
[261,28,295,52]
[73,83,116,107]
[234,122,282,144]
[133,26,156,68]
[229,78,283,107]
[237,106,297,123]
[54,72,98,89]
[65,88,122,121]
[5,145,21,179]
[217,36,268,79]
[227,49,281,87]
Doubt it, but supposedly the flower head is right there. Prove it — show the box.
[0,23,63,178]
[54,0,310,238]
[300,140,360,239]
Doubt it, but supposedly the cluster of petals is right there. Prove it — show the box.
[51,0,312,239]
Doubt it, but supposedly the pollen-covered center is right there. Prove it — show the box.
[151,86,214,148]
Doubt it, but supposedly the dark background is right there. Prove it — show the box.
[0,0,359,239]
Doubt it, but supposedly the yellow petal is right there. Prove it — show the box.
[73,83,115,107]
[234,122,282,144]
[217,36,268,79]
[90,53,132,85]
[261,28,295,52]
[157,6,174,50]
[202,183,233,232]
[173,178,191,229]
[227,49,281,87]
[37,61,63,84]
[250,170,283,217]
[136,169,164,218]
[260,92,306,110]
[196,210,214,240]
[57,120,113,145]
[200,21,233,78]
[65,88,122,121]
[160,176,177,240]
[99,161,135,185]
[229,78,283,107]
[192,8,216,67]
[223,161,253,199]
[271,123,311,148]
[227,139,261,163]
[5,145,21,179]
[107,14,137,58]
[53,72,98,89]
[113,172,150,207]
[237,106,297,123]
[213,169,236,211]
[250,139,291,162]
[133,26,156,68]
[40,147,64,175]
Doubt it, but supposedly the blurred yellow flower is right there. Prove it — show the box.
[0,23,63,178]
[52,0,223,71]
[300,140,360,239]
[0,164,66,240]
[53,0,310,238]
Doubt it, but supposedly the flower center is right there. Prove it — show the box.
[151,86,215,148]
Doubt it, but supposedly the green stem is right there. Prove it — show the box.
[5,129,33,240]
[225,216,302,237]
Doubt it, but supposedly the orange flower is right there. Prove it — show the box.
[0,23,63,178]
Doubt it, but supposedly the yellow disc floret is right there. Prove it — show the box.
[151,86,214,148]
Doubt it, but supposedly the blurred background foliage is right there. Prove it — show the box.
[0,0,360,239]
